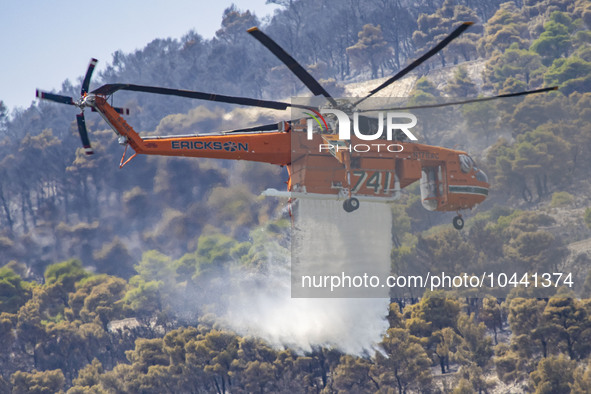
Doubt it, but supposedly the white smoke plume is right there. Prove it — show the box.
[213,199,392,356]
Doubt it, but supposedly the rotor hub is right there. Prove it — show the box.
[79,94,96,109]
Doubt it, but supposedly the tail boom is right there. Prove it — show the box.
[92,96,292,166]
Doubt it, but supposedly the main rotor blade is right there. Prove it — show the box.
[76,113,94,155]
[81,58,98,95]
[36,90,75,105]
[247,27,338,107]
[92,83,297,111]
[358,86,558,113]
[91,106,130,115]
[355,22,474,106]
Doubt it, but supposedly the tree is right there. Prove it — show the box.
[413,1,481,67]
[542,296,591,359]
[484,45,545,91]
[503,228,568,273]
[124,276,163,321]
[0,266,32,313]
[530,12,573,66]
[405,291,461,373]
[44,259,88,294]
[529,354,575,393]
[477,2,530,58]
[450,70,501,144]
[544,56,591,94]
[507,297,551,359]
[454,314,493,369]
[185,330,239,394]
[347,24,390,78]
[455,364,497,394]
[494,124,574,202]
[126,338,169,373]
[206,186,259,236]
[68,274,127,327]
[92,236,135,279]
[479,296,504,344]
[215,5,259,44]
[228,336,278,392]
[331,355,376,393]
[572,359,591,393]
[414,229,477,274]
[494,343,525,384]
[122,186,150,220]
[445,66,477,97]
[69,358,104,393]
[11,369,65,394]
[375,327,433,393]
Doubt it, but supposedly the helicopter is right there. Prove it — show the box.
[36,22,556,230]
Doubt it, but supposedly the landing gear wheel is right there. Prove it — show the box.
[453,215,464,230]
[343,197,360,213]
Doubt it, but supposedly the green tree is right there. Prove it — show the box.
[405,291,461,373]
[68,274,127,327]
[375,327,433,393]
[544,56,591,94]
[228,336,279,392]
[480,297,504,345]
[206,186,259,236]
[445,66,477,97]
[454,314,493,369]
[44,259,89,294]
[542,296,591,359]
[477,2,530,58]
[124,276,163,321]
[0,266,32,313]
[530,12,573,66]
[134,250,175,288]
[11,369,65,394]
[503,229,568,272]
[184,329,239,393]
[331,355,376,393]
[126,338,169,373]
[415,229,477,274]
[508,297,550,359]
[484,45,544,91]
[494,343,525,384]
[347,24,390,78]
[511,125,573,200]
[529,354,575,394]
[68,358,104,393]
[39,320,107,375]
[413,1,481,67]
[572,359,591,393]
[455,364,497,394]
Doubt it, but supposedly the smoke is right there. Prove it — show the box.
[210,199,392,356]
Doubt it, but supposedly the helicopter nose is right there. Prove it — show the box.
[476,169,488,185]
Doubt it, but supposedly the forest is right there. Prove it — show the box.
[2,0,591,392]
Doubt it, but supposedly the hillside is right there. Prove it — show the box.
[2,0,591,392]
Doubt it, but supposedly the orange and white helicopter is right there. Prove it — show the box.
[36,23,555,230]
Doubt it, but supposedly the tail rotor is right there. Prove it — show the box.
[36,58,129,155]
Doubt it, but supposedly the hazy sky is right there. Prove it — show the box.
[1,1,280,111]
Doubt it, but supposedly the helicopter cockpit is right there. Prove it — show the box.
[459,154,488,183]
[420,153,489,213]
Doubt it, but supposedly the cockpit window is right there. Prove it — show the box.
[459,154,474,173]
[476,169,488,183]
